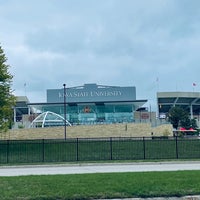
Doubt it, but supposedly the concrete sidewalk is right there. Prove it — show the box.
[1,161,200,176]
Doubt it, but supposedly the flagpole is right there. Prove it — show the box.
[24,83,27,96]
[192,83,196,92]
[156,77,159,92]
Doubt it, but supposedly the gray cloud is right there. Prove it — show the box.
[1,0,200,109]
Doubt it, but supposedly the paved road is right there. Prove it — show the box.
[1,161,200,176]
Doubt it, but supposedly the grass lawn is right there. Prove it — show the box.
[1,170,200,199]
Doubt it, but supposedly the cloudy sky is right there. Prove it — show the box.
[1,0,200,110]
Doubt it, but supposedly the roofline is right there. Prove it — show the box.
[157,91,200,98]
[16,96,30,103]
[51,83,136,90]
[28,99,148,106]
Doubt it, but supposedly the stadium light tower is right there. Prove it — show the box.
[63,83,67,140]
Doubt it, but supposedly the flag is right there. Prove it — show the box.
[193,83,197,86]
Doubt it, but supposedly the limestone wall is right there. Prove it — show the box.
[0,123,173,140]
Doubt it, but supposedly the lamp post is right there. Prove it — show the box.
[63,84,67,140]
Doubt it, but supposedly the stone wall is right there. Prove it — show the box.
[0,123,173,140]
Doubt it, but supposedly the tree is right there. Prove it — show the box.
[168,106,198,130]
[180,115,191,129]
[190,118,198,129]
[0,45,15,132]
[168,106,189,129]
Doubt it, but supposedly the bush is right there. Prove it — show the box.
[162,129,171,137]
[18,124,25,129]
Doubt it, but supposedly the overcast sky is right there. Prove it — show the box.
[1,0,200,110]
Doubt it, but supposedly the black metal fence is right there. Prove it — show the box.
[0,136,200,164]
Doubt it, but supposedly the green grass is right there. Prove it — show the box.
[0,170,200,199]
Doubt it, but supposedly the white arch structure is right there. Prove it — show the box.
[30,111,72,128]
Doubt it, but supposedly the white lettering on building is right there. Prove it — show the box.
[59,90,122,98]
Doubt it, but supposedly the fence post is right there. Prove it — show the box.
[76,138,79,161]
[143,137,146,160]
[42,139,45,162]
[110,137,113,160]
[175,136,179,159]
[6,140,9,164]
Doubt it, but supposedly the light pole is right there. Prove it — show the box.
[63,84,67,140]
[149,104,152,123]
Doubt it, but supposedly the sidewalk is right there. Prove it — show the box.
[100,195,200,200]
[1,161,200,176]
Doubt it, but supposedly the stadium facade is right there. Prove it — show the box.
[13,87,200,128]
[157,92,200,120]
[27,83,148,125]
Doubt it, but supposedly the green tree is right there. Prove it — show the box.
[168,106,198,130]
[168,107,189,129]
[0,45,15,132]
[190,118,198,129]
[180,115,191,129]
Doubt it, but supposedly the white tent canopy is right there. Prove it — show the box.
[30,111,72,128]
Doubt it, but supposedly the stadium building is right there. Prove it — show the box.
[157,92,200,121]
[21,83,148,126]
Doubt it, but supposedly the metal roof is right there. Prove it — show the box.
[28,100,147,113]
[16,96,30,103]
[157,92,200,115]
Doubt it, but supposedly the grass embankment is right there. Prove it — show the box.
[1,170,200,199]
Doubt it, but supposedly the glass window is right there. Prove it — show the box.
[115,105,132,112]
[104,105,115,113]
